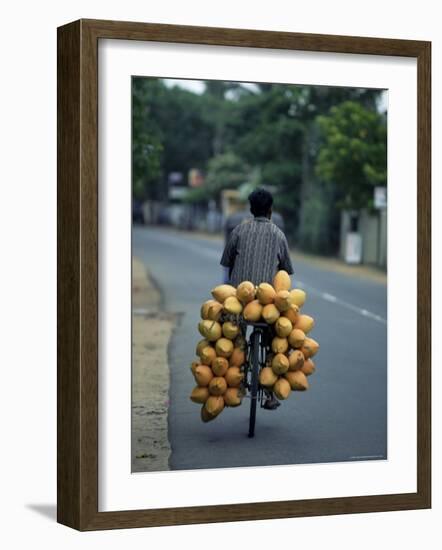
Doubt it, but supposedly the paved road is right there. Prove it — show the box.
[133,226,387,470]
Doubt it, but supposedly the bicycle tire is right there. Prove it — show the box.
[248,330,260,438]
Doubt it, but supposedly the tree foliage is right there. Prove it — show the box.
[132,78,165,200]
[315,100,387,210]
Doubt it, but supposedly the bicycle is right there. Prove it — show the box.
[240,320,274,438]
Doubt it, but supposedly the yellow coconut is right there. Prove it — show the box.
[274,290,293,312]
[224,387,243,407]
[285,370,309,391]
[198,345,216,366]
[200,299,217,319]
[190,386,210,404]
[288,328,306,349]
[200,405,216,423]
[288,349,305,371]
[271,336,289,354]
[236,281,256,304]
[243,300,263,322]
[225,366,244,387]
[222,321,240,340]
[207,302,224,321]
[196,338,210,356]
[204,395,225,417]
[273,270,292,292]
[256,283,276,305]
[197,320,207,338]
[234,334,247,351]
[262,303,280,324]
[282,304,300,324]
[274,317,293,338]
[190,361,200,375]
[289,288,306,307]
[271,353,290,375]
[211,356,229,376]
[209,376,228,396]
[259,366,278,388]
[198,320,222,341]
[229,347,245,367]
[273,377,291,400]
[215,337,234,358]
[301,337,320,358]
[223,296,243,315]
[295,314,315,334]
[211,284,237,303]
[265,353,274,369]
[193,365,214,387]
[301,358,316,376]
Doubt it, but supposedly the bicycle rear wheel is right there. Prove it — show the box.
[248,330,260,438]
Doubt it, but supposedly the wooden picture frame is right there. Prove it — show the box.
[57,18,431,531]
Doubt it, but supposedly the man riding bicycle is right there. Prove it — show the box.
[220,188,294,410]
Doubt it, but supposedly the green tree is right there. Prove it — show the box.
[315,100,387,210]
[224,85,306,235]
[223,84,381,245]
[132,78,165,200]
[200,80,242,156]
[132,78,217,200]
[155,84,214,181]
[285,86,381,252]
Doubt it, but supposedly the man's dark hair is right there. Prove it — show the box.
[248,188,273,217]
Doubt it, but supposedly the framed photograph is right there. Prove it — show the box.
[57,19,431,530]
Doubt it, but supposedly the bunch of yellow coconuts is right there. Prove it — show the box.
[190,270,319,423]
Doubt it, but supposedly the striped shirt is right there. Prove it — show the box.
[220,216,294,287]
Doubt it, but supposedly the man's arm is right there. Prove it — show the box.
[278,234,294,275]
[220,228,239,275]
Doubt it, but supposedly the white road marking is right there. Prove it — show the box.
[297,280,387,325]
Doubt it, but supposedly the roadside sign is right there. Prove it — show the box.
[168,171,183,185]
[374,187,387,209]
[345,232,362,264]
[168,187,188,200]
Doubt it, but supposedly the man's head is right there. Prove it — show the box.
[248,188,273,218]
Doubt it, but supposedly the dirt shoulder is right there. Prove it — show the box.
[131,258,176,472]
